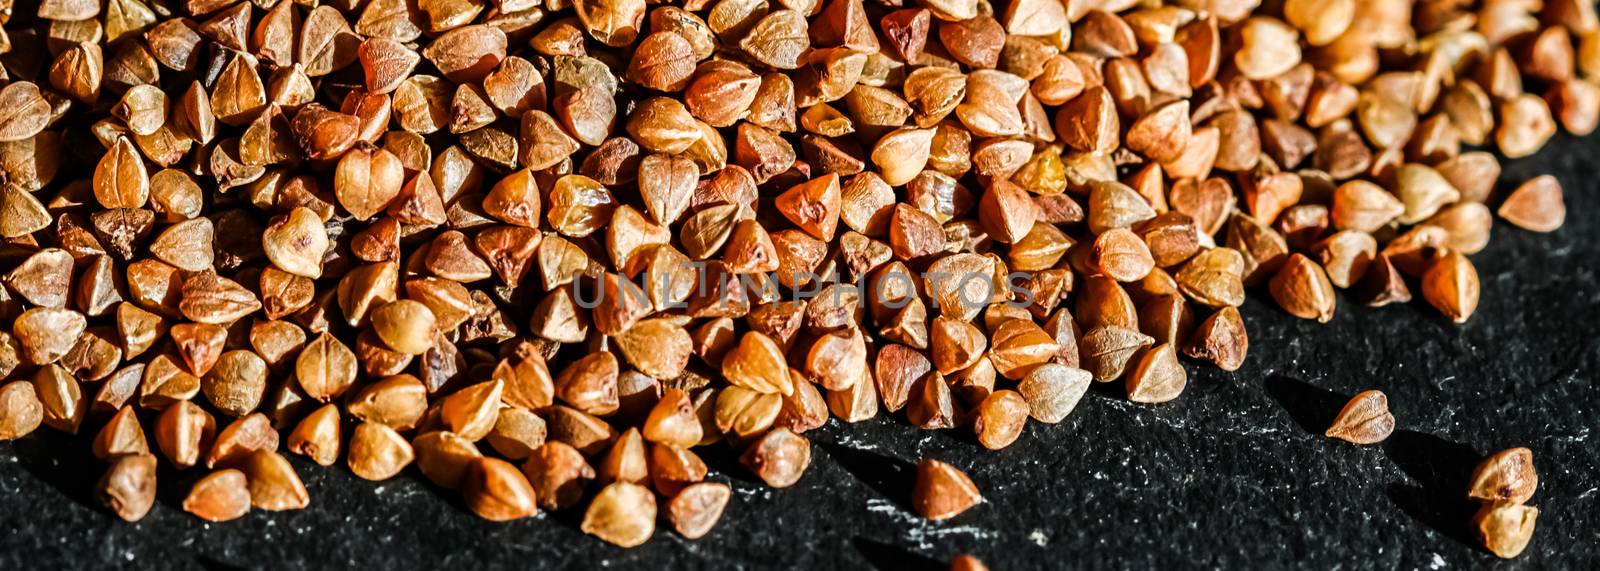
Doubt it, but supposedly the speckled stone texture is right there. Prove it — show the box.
[3,134,1599,570]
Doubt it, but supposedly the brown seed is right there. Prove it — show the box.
[930,317,988,375]
[200,350,267,418]
[941,14,1008,68]
[1330,180,1403,233]
[912,458,981,521]
[1138,293,1193,348]
[1269,254,1337,323]
[486,408,547,461]
[906,373,956,430]
[410,430,482,491]
[4,249,74,309]
[1421,251,1479,324]
[1547,79,1600,135]
[826,367,880,422]
[98,454,158,522]
[777,377,829,434]
[89,406,147,461]
[0,82,52,143]
[667,481,731,539]
[721,332,793,396]
[0,184,53,238]
[149,217,215,272]
[1056,87,1120,154]
[552,352,619,417]
[139,354,200,410]
[419,25,506,84]
[360,38,421,95]
[950,554,990,571]
[1356,253,1413,308]
[348,422,414,481]
[924,253,998,321]
[1174,248,1246,308]
[1080,326,1155,382]
[1498,176,1566,233]
[1312,231,1378,289]
[1074,10,1136,58]
[1393,164,1460,224]
[798,322,861,385]
[643,389,704,448]
[971,390,1029,449]
[988,319,1060,380]
[1324,390,1396,444]
[28,363,84,435]
[522,440,594,510]
[1250,206,1310,265]
[1284,0,1353,46]
[180,272,261,325]
[1087,181,1157,234]
[1126,344,1187,404]
[1475,501,1539,559]
[345,375,428,430]
[242,450,310,511]
[335,145,405,220]
[51,43,105,104]
[183,469,252,522]
[544,403,617,457]
[682,62,758,129]
[1017,363,1094,419]
[297,333,359,401]
[250,320,305,372]
[262,208,331,280]
[1126,100,1192,163]
[170,323,227,377]
[369,300,437,355]
[1426,203,1493,255]
[286,403,342,467]
[596,428,651,486]
[1010,223,1074,272]
[904,68,965,130]
[1496,95,1557,159]
[1092,228,1156,282]
[714,386,782,440]
[94,138,150,209]
[740,427,811,488]
[1235,17,1300,80]
[1468,448,1539,504]
[440,379,504,441]
[1183,307,1249,372]
[16,307,89,365]
[295,5,359,76]
[155,400,216,469]
[0,381,45,441]
[582,481,657,547]
[625,32,695,93]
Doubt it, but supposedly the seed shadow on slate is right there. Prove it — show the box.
[1382,429,1482,548]
[543,499,587,534]
[1263,375,1348,435]
[851,536,945,571]
[817,442,916,512]
[697,442,763,486]
[12,430,101,513]
[196,555,249,571]
[1088,378,1128,400]
[155,462,206,511]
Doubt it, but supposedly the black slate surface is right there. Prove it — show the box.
[3,134,1599,570]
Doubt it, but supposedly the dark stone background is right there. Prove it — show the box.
[2,133,1598,570]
